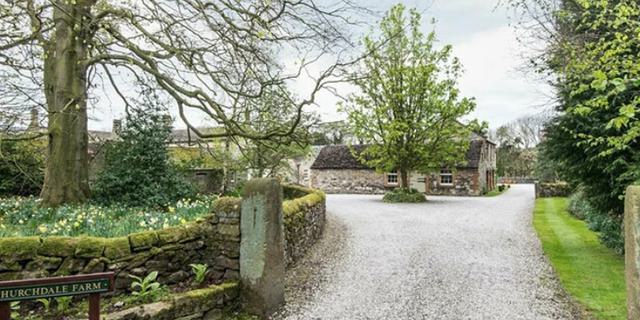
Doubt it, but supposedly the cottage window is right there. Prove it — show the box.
[387,172,399,185]
[440,169,453,185]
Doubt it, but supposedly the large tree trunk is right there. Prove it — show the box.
[40,1,93,206]
[400,169,409,189]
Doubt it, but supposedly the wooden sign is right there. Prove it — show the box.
[0,272,115,320]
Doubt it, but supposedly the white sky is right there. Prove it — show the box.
[306,0,554,128]
[88,0,553,131]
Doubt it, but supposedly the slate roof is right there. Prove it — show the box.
[311,139,488,170]
[310,145,371,170]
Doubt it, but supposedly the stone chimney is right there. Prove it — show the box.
[112,119,122,135]
[27,108,39,131]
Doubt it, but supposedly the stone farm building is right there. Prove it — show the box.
[310,136,497,196]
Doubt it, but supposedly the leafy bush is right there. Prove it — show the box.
[0,195,216,237]
[0,140,44,196]
[383,188,426,203]
[567,190,624,254]
[93,107,195,208]
[567,191,592,220]
[498,185,506,192]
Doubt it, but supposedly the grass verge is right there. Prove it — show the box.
[484,189,504,197]
[533,197,626,319]
[484,185,510,197]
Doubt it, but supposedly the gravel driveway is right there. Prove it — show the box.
[273,184,582,320]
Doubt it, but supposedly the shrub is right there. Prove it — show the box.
[498,185,506,192]
[383,188,426,203]
[567,190,624,254]
[0,140,44,196]
[93,107,195,208]
[568,191,592,220]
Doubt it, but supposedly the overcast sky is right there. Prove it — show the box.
[89,0,553,131]
[306,0,554,128]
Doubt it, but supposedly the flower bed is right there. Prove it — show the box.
[0,197,242,319]
[0,195,217,237]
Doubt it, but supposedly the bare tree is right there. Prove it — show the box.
[0,0,365,206]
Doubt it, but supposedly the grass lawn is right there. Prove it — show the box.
[485,185,509,197]
[485,189,504,197]
[533,198,626,320]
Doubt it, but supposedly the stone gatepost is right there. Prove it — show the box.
[240,178,285,318]
[625,185,640,320]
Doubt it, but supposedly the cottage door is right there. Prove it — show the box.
[410,173,427,193]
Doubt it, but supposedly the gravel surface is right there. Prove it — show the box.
[272,185,583,320]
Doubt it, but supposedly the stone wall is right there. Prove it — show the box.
[106,282,239,320]
[185,168,224,194]
[477,141,497,192]
[282,185,326,267]
[425,169,481,196]
[625,185,640,320]
[0,197,241,295]
[535,182,572,198]
[311,169,388,194]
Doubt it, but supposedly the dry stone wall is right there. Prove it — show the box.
[0,184,328,319]
[535,182,572,198]
[282,185,326,267]
[311,169,388,194]
[106,282,239,320]
[0,197,241,295]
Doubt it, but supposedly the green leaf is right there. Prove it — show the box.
[610,78,627,93]
[619,105,635,118]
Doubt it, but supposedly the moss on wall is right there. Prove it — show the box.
[0,198,241,293]
[105,282,240,320]
[281,185,326,266]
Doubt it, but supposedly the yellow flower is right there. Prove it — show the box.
[38,225,48,233]
[180,218,187,225]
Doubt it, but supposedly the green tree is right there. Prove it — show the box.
[93,102,195,208]
[343,4,476,188]
[512,0,640,251]
[0,1,361,206]
[237,90,314,178]
[547,1,639,217]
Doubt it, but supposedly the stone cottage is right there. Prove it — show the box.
[310,136,497,196]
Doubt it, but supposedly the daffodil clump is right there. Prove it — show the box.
[0,196,217,238]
